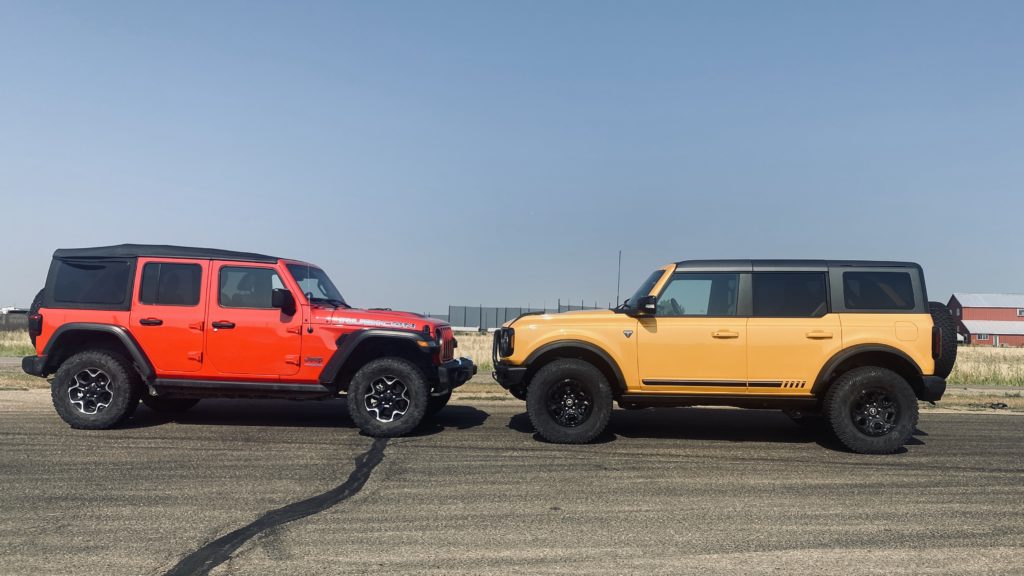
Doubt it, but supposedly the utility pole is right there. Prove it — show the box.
[616,250,622,305]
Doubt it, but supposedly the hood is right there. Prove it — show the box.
[506,308,621,328]
[309,305,447,331]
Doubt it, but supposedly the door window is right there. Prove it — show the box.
[657,273,739,317]
[139,263,202,306]
[219,267,285,309]
[753,273,828,318]
[842,271,915,310]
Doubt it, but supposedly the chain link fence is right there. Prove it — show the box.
[445,302,608,330]
[0,313,28,331]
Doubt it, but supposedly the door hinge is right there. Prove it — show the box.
[187,351,203,362]
[285,354,301,366]
[189,322,204,331]
[287,326,302,335]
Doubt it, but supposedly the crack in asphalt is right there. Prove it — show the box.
[163,437,388,576]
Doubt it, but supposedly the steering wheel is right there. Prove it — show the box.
[659,297,683,316]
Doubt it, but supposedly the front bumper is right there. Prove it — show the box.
[22,355,47,377]
[919,376,946,402]
[492,362,527,390]
[437,357,476,392]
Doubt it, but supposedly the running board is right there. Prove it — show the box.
[618,393,818,410]
[151,379,336,400]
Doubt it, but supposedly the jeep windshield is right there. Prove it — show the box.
[286,264,348,308]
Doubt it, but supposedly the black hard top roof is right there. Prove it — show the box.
[674,259,922,272]
[52,244,280,264]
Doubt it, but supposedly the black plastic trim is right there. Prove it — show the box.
[42,323,155,380]
[22,355,46,377]
[919,376,946,402]
[642,379,746,387]
[493,362,527,389]
[811,344,923,393]
[523,340,628,394]
[318,328,436,386]
[152,379,334,399]
[618,393,818,409]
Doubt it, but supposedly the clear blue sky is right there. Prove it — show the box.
[2,1,1022,313]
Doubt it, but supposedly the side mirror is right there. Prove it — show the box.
[635,295,657,316]
[271,288,296,316]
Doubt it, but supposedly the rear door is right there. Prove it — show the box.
[205,262,302,377]
[129,259,208,374]
[746,272,842,394]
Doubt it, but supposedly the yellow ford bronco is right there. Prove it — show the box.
[493,260,956,454]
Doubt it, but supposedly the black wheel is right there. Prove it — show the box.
[426,389,452,416]
[825,366,918,454]
[51,350,141,430]
[28,289,43,346]
[928,301,957,378]
[509,385,527,401]
[526,359,612,444]
[347,357,429,437]
[141,395,200,414]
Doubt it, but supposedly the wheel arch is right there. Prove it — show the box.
[523,340,627,397]
[319,329,436,391]
[813,345,924,398]
[42,323,154,380]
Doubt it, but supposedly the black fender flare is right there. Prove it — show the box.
[811,344,923,394]
[318,329,437,387]
[523,339,627,394]
[42,323,155,380]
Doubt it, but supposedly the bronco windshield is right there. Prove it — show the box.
[286,264,347,307]
[624,270,666,309]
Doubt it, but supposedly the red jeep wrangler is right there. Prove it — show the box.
[22,245,475,437]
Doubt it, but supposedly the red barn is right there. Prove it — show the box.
[947,293,1024,347]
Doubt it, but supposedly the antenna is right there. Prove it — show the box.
[616,250,622,305]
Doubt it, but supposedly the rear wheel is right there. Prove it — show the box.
[347,357,429,437]
[51,350,141,429]
[928,301,957,378]
[141,395,200,414]
[825,366,918,454]
[526,359,612,444]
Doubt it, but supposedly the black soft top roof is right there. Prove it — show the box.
[52,244,280,264]
[674,259,922,272]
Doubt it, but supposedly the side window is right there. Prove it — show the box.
[139,263,202,306]
[753,272,828,318]
[843,271,915,310]
[219,267,284,309]
[53,259,131,305]
[657,273,738,317]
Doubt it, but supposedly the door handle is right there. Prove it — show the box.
[211,321,236,330]
[712,330,739,339]
[139,318,163,326]
[805,330,834,339]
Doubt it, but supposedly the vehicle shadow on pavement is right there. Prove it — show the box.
[124,398,489,436]
[509,407,930,451]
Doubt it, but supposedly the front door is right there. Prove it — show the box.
[637,272,748,394]
[205,262,302,377]
[746,272,842,394]
[129,258,208,374]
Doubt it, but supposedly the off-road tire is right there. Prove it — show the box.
[28,289,43,346]
[526,359,613,444]
[426,390,452,416]
[347,357,429,437]
[928,301,957,378]
[825,366,918,454]
[51,350,141,430]
[509,385,527,401]
[141,395,200,414]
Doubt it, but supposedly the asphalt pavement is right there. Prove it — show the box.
[1,390,1022,575]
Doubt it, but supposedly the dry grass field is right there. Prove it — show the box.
[0,330,33,357]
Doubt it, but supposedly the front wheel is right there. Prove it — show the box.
[526,359,613,444]
[51,350,141,430]
[347,357,429,437]
[825,366,918,454]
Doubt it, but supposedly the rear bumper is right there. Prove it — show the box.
[919,376,946,402]
[438,357,476,391]
[492,362,527,390]
[22,355,47,377]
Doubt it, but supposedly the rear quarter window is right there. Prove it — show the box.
[52,260,131,305]
[842,271,915,310]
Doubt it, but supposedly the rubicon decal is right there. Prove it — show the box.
[332,317,417,329]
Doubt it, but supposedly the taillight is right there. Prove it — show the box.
[28,313,43,347]
[932,326,942,359]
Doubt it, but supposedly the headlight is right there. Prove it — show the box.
[497,327,515,357]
